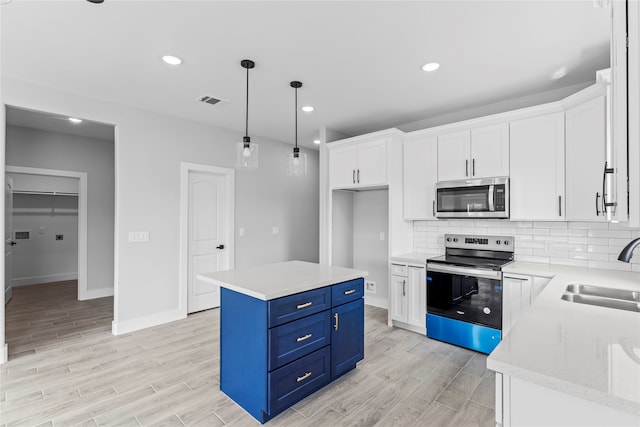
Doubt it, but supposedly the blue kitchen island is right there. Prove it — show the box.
[198,261,367,424]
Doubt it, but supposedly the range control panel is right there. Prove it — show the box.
[444,234,514,251]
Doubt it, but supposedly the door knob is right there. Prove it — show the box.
[216,244,225,250]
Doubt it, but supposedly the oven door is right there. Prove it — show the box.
[426,263,502,330]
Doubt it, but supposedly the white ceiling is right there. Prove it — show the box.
[1,0,611,148]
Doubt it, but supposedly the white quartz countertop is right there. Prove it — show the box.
[390,252,436,265]
[197,260,368,301]
[488,262,640,415]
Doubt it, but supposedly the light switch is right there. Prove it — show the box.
[39,227,45,234]
[379,232,385,241]
[128,231,150,242]
[239,227,245,237]
[272,226,279,235]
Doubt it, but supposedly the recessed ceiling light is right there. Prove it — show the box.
[551,67,567,80]
[302,106,314,113]
[162,55,182,66]
[421,62,440,72]
[313,139,321,145]
[68,117,82,124]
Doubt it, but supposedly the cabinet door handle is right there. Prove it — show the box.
[432,200,436,216]
[402,280,406,297]
[296,372,312,382]
[558,195,562,217]
[465,159,469,177]
[344,289,356,295]
[357,169,360,183]
[472,158,476,176]
[296,302,312,309]
[352,169,356,184]
[595,192,601,216]
[334,312,339,331]
[296,333,312,342]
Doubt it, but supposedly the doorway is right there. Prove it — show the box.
[179,163,234,315]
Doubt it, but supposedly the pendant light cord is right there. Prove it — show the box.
[294,85,298,150]
[245,65,249,139]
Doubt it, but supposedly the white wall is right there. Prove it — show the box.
[1,78,320,334]
[353,189,388,308]
[331,190,354,268]
[413,220,640,272]
[6,125,114,293]
[11,193,78,286]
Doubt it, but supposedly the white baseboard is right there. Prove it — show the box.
[364,295,388,310]
[12,273,78,287]
[112,308,186,335]
[79,287,114,301]
[4,286,12,305]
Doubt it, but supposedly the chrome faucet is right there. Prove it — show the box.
[618,237,640,263]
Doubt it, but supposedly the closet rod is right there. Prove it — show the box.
[12,190,78,197]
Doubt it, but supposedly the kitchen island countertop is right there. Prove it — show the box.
[198,260,368,301]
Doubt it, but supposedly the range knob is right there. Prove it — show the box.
[453,238,458,243]
[496,240,501,245]
[504,240,510,245]
[446,237,451,242]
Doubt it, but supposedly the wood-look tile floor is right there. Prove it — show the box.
[1,282,495,426]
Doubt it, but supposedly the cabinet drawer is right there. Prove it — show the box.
[268,346,331,415]
[268,311,331,371]
[390,263,408,277]
[268,287,331,327]
[331,278,364,307]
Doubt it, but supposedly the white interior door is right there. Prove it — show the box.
[187,170,229,313]
[5,176,14,305]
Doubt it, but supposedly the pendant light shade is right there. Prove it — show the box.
[235,59,259,170]
[286,81,307,176]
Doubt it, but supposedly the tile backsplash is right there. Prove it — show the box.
[413,220,640,272]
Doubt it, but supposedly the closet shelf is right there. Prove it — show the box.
[13,190,78,197]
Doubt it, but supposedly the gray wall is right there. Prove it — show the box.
[6,125,114,293]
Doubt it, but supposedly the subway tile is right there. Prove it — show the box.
[514,248,533,256]
[552,243,587,252]
[488,228,517,235]
[586,237,609,246]
[568,236,589,244]
[568,221,609,230]
[569,251,609,261]
[633,265,640,273]
[514,255,550,264]
[609,238,636,247]
[533,222,568,229]
[517,228,549,236]
[513,235,532,242]
[549,228,588,237]
[512,221,533,228]
[533,250,568,259]
[533,235,567,243]
[588,229,632,238]
[588,245,622,254]
[516,241,545,250]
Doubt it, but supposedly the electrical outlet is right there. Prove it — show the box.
[379,232,385,241]
[55,234,63,241]
[365,281,376,293]
[239,227,245,237]
[272,226,279,235]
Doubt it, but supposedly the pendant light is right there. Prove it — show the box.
[235,59,259,170]
[286,81,307,176]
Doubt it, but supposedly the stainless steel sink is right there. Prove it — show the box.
[561,284,640,313]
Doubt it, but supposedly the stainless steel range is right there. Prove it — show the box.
[426,234,514,354]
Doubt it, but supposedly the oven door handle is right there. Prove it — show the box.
[426,263,501,280]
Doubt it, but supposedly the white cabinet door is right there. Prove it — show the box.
[389,274,408,323]
[403,135,437,219]
[437,130,471,181]
[503,274,550,336]
[471,123,509,178]
[407,266,426,329]
[356,138,387,186]
[329,145,357,189]
[510,112,565,220]
[565,95,607,221]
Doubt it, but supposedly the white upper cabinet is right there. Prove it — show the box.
[329,138,387,189]
[565,94,607,221]
[403,135,437,219]
[510,112,566,220]
[470,123,509,178]
[437,123,509,181]
[437,131,471,181]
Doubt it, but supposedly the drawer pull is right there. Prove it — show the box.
[344,289,356,295]
[296,371,312,382]
[334,313,339,331]
[296,333,312,342]
[296,302,313,309]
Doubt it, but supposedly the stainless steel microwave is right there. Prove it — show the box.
[435,177,509,218]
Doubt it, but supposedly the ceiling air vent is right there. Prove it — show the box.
[198,95,222,106]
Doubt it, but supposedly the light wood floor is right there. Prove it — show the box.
[1,282,495,426]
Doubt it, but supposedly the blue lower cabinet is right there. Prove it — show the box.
[331,298,364,379]
[220,278,365,424]
[268,346,331,415]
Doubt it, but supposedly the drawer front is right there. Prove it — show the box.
[268,346,331,415]
[268,287,331,327]
[390,263,408,277]
[331,278,364,307]
[268,311,331,371]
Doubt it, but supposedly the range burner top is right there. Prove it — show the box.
[427,233,515,271]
